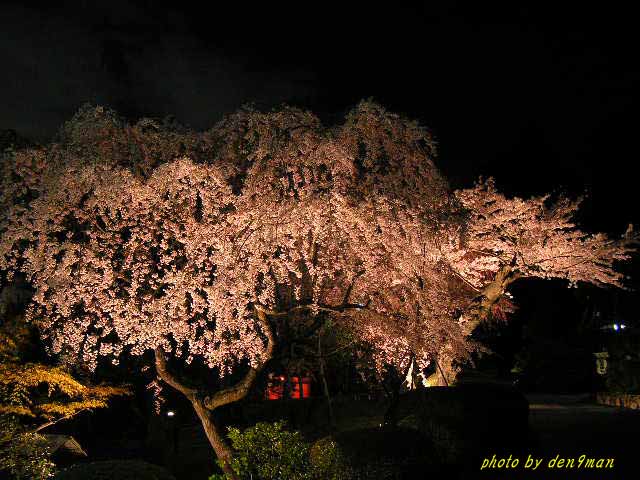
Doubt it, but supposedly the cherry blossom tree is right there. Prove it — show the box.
[425,179,637,385]
[0,102,635,475]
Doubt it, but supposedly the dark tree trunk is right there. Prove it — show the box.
[154,306,275,480]
[383,360,412,427]
[317,332,335,429]
[430,261,520,386]
[383,387,400,427]
[154,348,239,479]
[191,398,236,476]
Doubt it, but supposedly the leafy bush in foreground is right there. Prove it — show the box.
[209,421,350,480]
[0,416,54,480]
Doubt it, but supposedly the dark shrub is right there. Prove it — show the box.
[54,460,175,480]
[313,427,441,479]
[606,332,640,393]
[395,385,529,464]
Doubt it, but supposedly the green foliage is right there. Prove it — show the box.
[0,313,128,479]
[212,421,312,480]
[308,437,352,480]
[0,314,129,423]
[208,420,440,480]
[0,416,55,480]
[209,421,351,480]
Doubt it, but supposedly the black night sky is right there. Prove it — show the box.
[2,2,638,231]
[2,2,639,357]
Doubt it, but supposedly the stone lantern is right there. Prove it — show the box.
[593,351,609,375]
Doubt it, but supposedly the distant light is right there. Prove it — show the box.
[167,410,175,417]
[613,324,619,331]
[621,324,627,330]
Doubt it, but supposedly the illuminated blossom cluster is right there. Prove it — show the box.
[434,178,637,363]
[451,178,634,288]
[0,102,635,380]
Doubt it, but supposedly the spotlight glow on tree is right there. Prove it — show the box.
[1,102,635,477]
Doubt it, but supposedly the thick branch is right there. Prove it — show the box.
[258,300,370,318]
[31,408,91,434]
[203,305,275,410]
[431,259,522,387]
[434,358,450,387]
[342,271,365,305]
[154,344,238,479]
[459,260,520,336]
[154,346,197,399]
[446,264,481,293]
[311,340,356,358]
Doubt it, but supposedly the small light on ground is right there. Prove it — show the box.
[167,410,175,417]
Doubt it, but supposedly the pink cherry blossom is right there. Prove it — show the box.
[1,101,635,385]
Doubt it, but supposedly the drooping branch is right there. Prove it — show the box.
[445,263,481,293]
[311,340,357,358]
[199,298,364,411]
